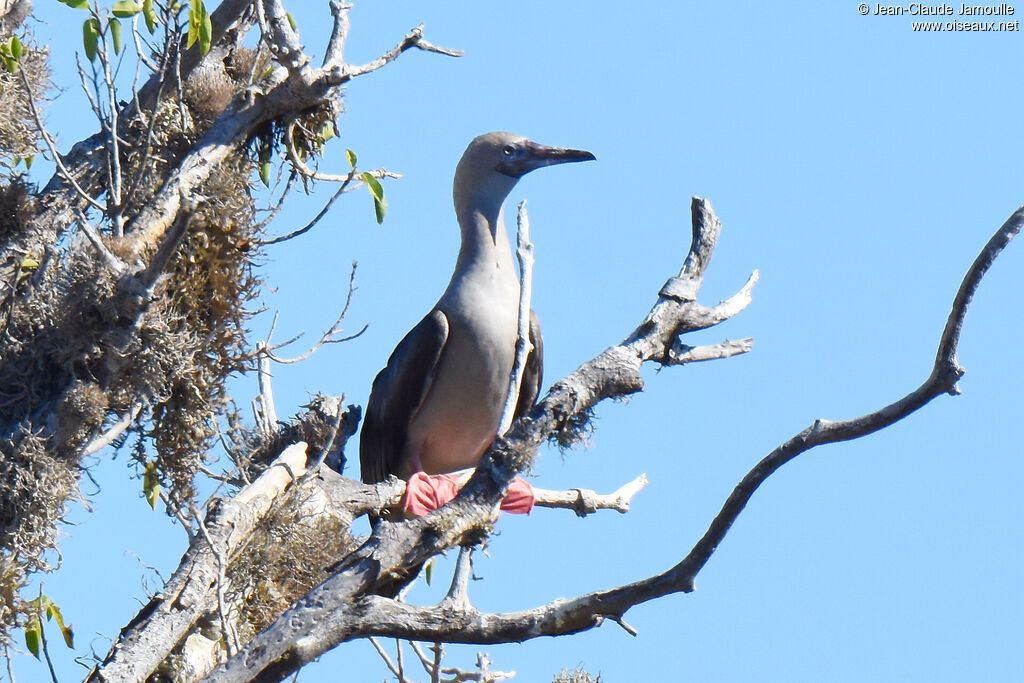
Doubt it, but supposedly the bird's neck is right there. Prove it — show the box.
[453,202,516,279]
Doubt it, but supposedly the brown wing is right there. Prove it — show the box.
[359,309,449,484]
[513,309,544,421]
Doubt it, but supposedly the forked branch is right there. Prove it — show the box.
[206,201,1022,681]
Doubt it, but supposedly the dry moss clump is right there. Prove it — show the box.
[0,43,48,163]
[0,430,76,630]
[127,149,261,508]
[227,483,356,642]
[0,37,275,641]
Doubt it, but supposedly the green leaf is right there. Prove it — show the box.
[142,0,158,33]
[186,0,201,49]
[345,148,356,168]
[111,1,142,17]
[2,57,16,74]
[24,154,33,170]
[198,8,212,55]
[259,161,271,187]
[24,620,40,659]
[18,256,39,270]
[83,18,100,61]
[42,600,74,649]
[143,461,161,509]
[424,558,434,586]
[361,172,386,224]
[187,0,211,54]
[257,141,271,164]
[286,11,297,31]
[110,18,123,55]
[10,36,22,61]
[58,0,90,9]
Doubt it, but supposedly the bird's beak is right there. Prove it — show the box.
[498,140,596,178]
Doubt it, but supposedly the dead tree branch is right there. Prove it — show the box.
[205,200,1022,681]
[532,474,648,516]
[202,196,756,681]
[497,200,535,436]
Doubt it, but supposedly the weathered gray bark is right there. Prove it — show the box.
[203,197,757,681]
[201,201,1023,682]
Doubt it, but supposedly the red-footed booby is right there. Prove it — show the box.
[360,132,595,516]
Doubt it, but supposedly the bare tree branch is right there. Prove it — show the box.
[326,23,463,81]
[532,474,648,516]
[87,443,313,682]
[82,403,142,456]
[261,262,366,364]
[202,197,755,681]
[309,203,1024,652]
[203,199,1022,680]
[497,200,534,436]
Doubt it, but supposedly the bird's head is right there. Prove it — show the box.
[454,132,594,219]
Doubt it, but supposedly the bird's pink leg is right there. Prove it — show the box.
[400,468,535,516]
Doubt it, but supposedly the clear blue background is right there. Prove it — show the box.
[16,2,1024,681]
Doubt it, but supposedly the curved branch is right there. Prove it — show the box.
[360,204,1024,647]
[203,197,755,682]
[205,201,1023,680]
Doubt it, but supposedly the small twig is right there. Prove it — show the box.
[83,403,142,455]
[409,640,435,676]
[368,637,413,683]
[254,171,298,232]
[612,616,638,637]
[162,491,196,541]
[262,262,366,363]
[255,342,278,435]
[191,504,240,656]
[299,399,351,479]
[396,638,406,682]
[4,643,16,683]
[96,11,126,237]
[258,175,351,246]
[172,20,187,130]
[75,54,105,121]
[335,24,463,83]
[18,67,105,212]
[497,200,535,435]
[123,19,176,208]
[532,473,649,516]
[130,16,160,72]
[665,337,754,365]
[138,197,195,290]
[439,653,515,682]
[75,210,128,275]
[431,642,444,683]
[282,120,353,184]
[36,585,59,683]
[281,121,401,187]
[440,546,475,611]
[125,549,168,598]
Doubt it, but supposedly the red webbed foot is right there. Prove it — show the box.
[400,472,535,516]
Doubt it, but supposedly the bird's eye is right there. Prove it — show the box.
[502,144,516,157]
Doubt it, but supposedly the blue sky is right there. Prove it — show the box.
[16,2,1024,681]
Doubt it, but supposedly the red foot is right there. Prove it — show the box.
[401,472,535,516]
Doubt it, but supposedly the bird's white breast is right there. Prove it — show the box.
[405,262,520,475]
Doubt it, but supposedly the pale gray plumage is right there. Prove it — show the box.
[360,132,594,488]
